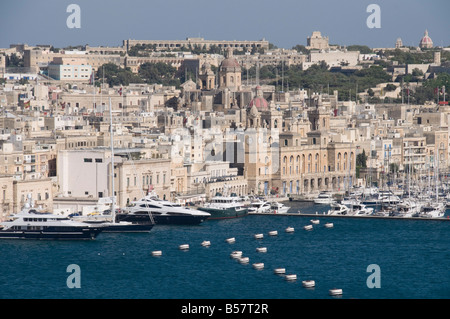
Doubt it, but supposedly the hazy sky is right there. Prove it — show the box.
[1,0,448,49]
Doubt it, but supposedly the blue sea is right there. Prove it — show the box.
[1,201,449,301]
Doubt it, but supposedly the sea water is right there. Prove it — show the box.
[0,201,449,300]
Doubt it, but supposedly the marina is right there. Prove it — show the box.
[1,200,449,299]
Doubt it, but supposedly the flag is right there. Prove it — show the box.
[118,87,122,96]
[24,100,30,108]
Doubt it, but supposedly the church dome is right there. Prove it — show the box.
[419,30,433,48]
[248,96,269,110]
[220,57,241,69]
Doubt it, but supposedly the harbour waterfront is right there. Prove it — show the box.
[0,201,449,299]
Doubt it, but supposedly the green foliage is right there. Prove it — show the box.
[6,53,23,67]
[389,49,433,64]
[356,149,367,178]
[292,45,310,54]
[347,45,373,54]
[356,150,367,168]
[400,73,449,104]
[138,62,180,87]
[261,62,391,101]
[384,83,397,92]
[96,63,143,87]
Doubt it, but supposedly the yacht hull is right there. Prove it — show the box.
[198,207,248,220]
[0,226,103,240]
[116,213,208,225]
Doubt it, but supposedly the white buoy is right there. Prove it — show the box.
[274,268,286,275]
[226,237,236,243]
[152,250,162,256]
[329,288,343,296]
[230,251,243,259]
[268,230,278,236]
[239,257,249,264]
[256,247,267,253]
[285,274,297,281]
[254,233,264,239]
[304,225,313,231]
[253,262,264,270]
[201,240,211,247]
[302,280,315,288]
[285,227,295,233]
[179,244,189,250]
[325,222,334,228]
[311,219,320,224]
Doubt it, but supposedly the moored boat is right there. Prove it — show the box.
[314,192,335,204]
[116,193,210,225]
[198,194,248,220]
[0,204,104,240]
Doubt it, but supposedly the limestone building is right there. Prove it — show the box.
[307,31,329,50]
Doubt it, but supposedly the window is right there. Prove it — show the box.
[84,158,92,163]
[95,158,102,163]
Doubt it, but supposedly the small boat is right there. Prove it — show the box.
[179,244,189,250]
[274,268,286,275]
[252,263,264,270]
[347,203,374,216]
[304,225,313,231]
[238,257,249,264]
[324,222,334,228]
[269,202,290,214]
[327,203,349,215]
[256,247,267,253]
[254,233,264,239]
[302,280,316,288]
[418,202,446,218]
[285,227,295,233]
[247,200,271,214]
[268,230,278,236]
[314,192,335,204]
[329,288,343,296]
[310,219,320,224]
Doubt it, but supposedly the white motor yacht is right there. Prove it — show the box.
[117,193,211,225]
[327,203,349,215]
[314,192,335,205]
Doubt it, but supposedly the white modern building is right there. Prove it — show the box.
[48,57,92,81]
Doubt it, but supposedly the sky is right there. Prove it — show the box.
[0,0,449,50]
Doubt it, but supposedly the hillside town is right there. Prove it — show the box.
[0,30,449,220]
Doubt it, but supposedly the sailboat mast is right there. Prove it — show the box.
[109,98,116,223]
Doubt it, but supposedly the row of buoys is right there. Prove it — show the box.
[151,239,212,256]
[152,220,334,257]
[238,222,339,296]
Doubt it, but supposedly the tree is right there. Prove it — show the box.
[356,149,367,178]
[96,63,142,87]
[292,45,309,54]
[138,62,180,87]
[347,45,373,54]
